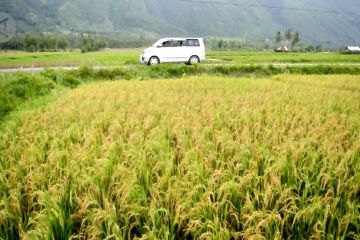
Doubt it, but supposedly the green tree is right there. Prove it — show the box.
[305,45,315,52]
[315,45,322,52]
[217,40,224,49]
[38,36,57,51]
[285,28,292,41]
[45,36,57,50]
[57,38,69,50]
[275,31,283,44]
[291,31,301,48]
[24,34,38,52]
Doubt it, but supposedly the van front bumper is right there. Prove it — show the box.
[140,55,148,64]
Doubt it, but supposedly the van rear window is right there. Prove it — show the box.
[186,39,200,47]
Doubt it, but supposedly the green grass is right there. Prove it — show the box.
[0,49,142,68]
[39,64,360,83]
[0,73,59,122]
[1,49,360,69]
[0,75,359,239]
[207,51,360,64]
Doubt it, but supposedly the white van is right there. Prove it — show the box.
[140,38,206,65]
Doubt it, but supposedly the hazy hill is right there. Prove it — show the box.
[1,0,360,44]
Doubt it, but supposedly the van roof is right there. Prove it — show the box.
[161,37,203,41]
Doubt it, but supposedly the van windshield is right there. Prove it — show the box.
[152,40,164,47]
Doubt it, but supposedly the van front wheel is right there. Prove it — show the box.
[148,56,160,65]
[188,56,200,65]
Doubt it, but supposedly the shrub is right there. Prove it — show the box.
[77,65,94,79]
[0,74,57,121]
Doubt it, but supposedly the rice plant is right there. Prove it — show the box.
[0,75,359,239]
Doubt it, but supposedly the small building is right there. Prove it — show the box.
[345,46,360,53]
[275,45,290,52]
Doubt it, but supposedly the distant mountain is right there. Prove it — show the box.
[1,0,360,44]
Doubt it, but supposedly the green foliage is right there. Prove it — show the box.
[4,34,71,52]
[41,70,82,88]
[0,74,57,122]
[88,64,360,79]
[285,28,292,41]
[276,31,283,43]
[0,34,152,52]
[206,51,360,64]
[77,65,94,79]
[80,35,106,53]
[292,32,301,48]
[48,182,77,240]
[305,45,316,52]
[274,29,301,49]
[205,39,256,51]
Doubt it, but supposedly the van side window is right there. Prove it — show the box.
[178,41,186,46]
[186,39,200,47]
[170,40,183,47]
[161,40,184,47]
[161,41,171,47]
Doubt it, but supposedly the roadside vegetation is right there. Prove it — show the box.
[0,74,58,123]
[0,75,359,239]
[206,51,360,64]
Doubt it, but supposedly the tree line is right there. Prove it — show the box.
[1,35,268,52]
[0,32,341,53]
[275,29,301,48]
[0,34,153,52]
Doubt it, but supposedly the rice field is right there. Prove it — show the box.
[0,75,360,239]
[0,49,141,69]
